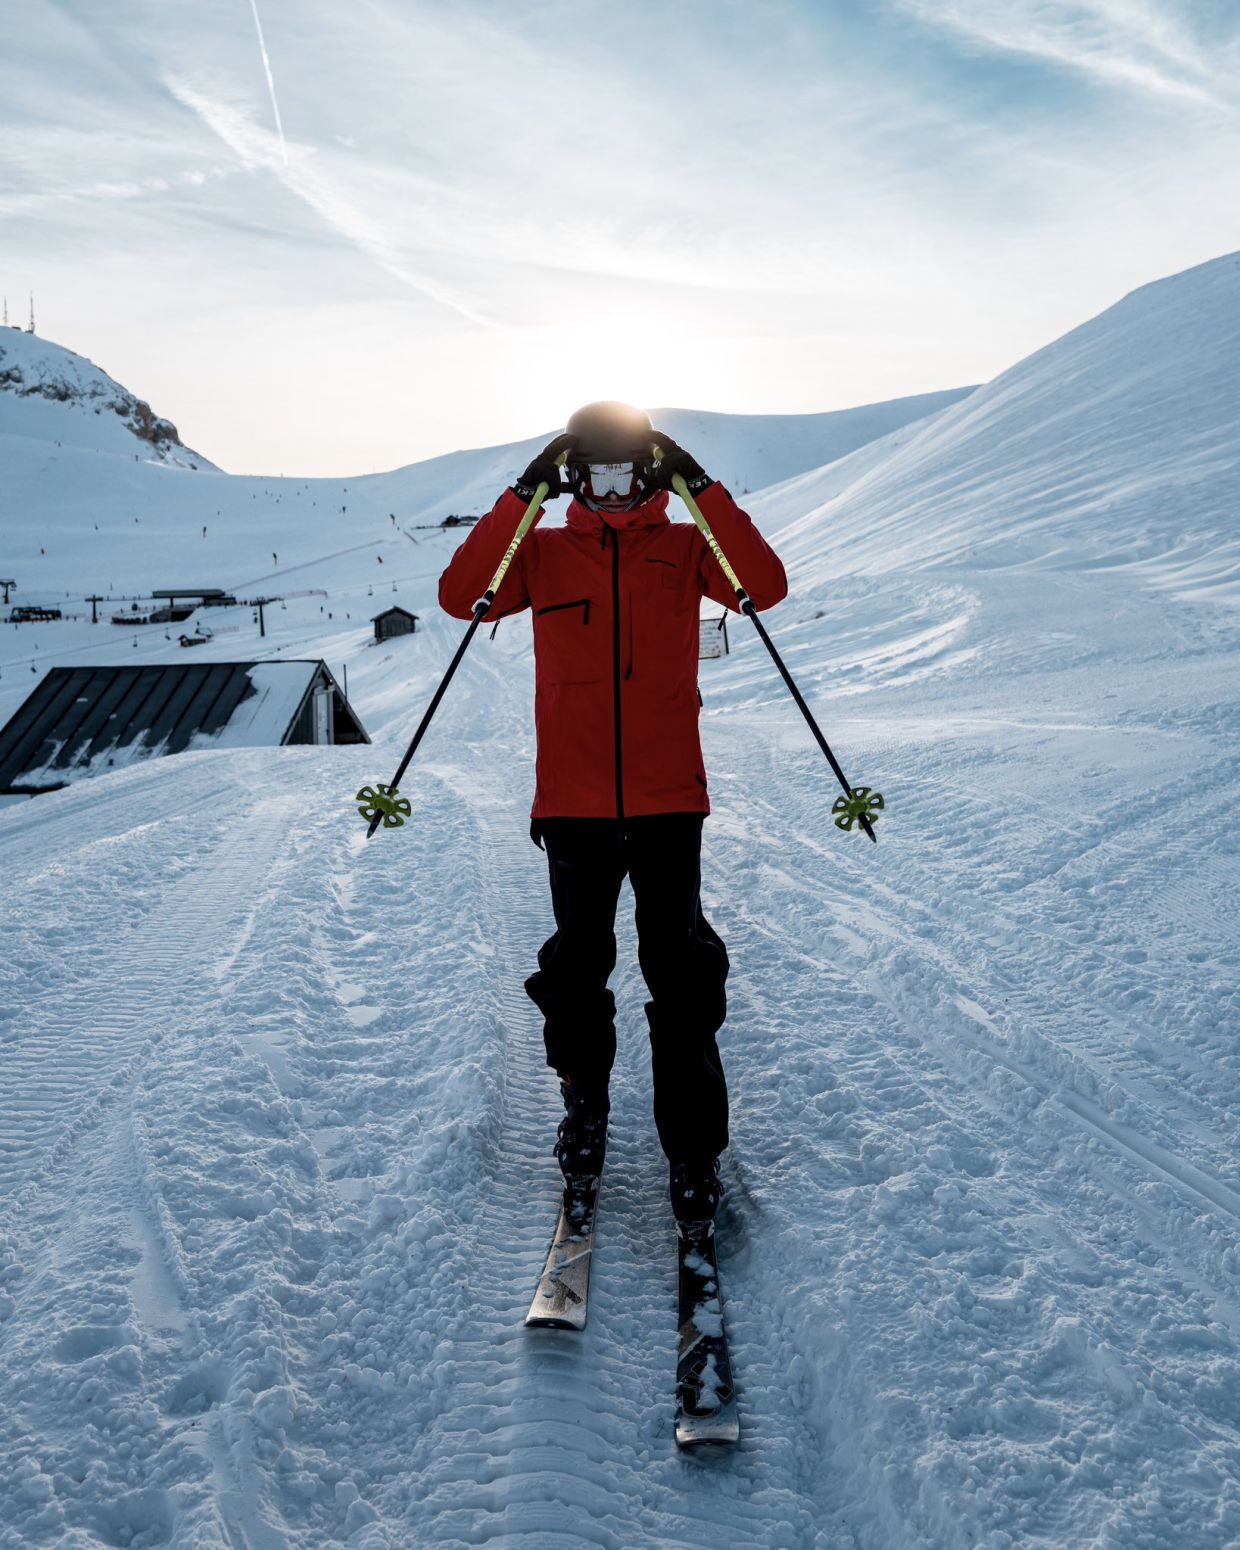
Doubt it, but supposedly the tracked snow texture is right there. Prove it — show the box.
[0,252,1238,1547]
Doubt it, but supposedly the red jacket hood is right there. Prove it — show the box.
[564,490,671,535]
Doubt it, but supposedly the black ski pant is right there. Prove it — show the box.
[524,813,730,1163]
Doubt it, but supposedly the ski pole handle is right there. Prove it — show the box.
[667,469,749,603]
[476,470,557,610]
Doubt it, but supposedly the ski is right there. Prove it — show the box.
[524,1176,600,1331]
[675,1218,740,1448]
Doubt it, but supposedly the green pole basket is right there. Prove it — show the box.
[832,786,885,834]
[356,783,412,829]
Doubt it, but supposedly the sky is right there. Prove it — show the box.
[3,0,1239,476]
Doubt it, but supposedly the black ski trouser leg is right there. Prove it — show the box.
[524,814,730,1162]
[625,815,730,1164]
[524,819,627,1094]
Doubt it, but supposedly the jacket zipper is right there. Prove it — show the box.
[607,526,624,821]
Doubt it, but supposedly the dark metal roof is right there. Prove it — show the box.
[372,606,419,622]
[151,588,231,599]
[0,661,367,792]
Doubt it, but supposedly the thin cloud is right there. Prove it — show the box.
[166,77,498,328]
[0,165,232,217]
[895,0,1237,109]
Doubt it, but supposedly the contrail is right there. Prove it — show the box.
[169,79,500,328]
[246,0,288,165]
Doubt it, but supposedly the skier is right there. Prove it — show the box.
[438,403,787,1223]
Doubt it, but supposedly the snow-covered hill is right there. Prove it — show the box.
[0,256,1238,1549]
[358,390,975,524]
[761,251,1240,605]
[0,345,970,610]
[0,328,211,470]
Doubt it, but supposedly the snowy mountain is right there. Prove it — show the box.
[0,255,1238,1550]
[0,338,970,610]
[0,327,211,469]
[761,251,1240,603]
[358,389,975,524]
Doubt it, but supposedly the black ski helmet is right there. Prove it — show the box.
[564,401,658,511]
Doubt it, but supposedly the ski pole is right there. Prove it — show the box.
[356,459,564,838]
[664,464,885,843]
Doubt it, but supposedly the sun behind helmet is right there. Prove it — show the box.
[564,401,658,511]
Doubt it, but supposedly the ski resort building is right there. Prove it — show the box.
[151,589,239,608]
[0,660,368,796]
[372,606,419,641]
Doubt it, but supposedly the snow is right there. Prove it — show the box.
[187,662,325,751]
[1,253,1239,1548]
[0,327,211,470]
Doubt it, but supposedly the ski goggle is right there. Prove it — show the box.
[586,462,637,497]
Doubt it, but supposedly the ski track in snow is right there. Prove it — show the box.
[2,594,1237,1547]
[0,649,846,1549]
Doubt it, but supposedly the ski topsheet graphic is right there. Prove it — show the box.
[675,1219,740,1448]
[525,1177,600,1331]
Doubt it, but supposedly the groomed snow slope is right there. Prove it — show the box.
[357,391,976,524]
[1,370,970,607]
[763,251,1240,604]
[1,256,1238,1549]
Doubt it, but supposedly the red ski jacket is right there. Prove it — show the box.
[438,483,787,819]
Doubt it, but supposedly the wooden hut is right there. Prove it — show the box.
[373,607,419,642]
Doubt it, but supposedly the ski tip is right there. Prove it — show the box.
[675,1414,741,1450]
[524,1311,587,1331]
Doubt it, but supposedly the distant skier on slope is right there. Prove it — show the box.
[438,402,787,1224]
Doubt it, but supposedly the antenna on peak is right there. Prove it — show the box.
[27,293,35,334]
[2,297,7,328]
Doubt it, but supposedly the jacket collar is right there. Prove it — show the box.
[565,490,671,536]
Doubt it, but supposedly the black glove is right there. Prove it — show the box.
[650,431,713,495]
[513,432,578,502]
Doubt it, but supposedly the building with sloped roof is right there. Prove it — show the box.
[0,661,368,796]
[372,606,419,641]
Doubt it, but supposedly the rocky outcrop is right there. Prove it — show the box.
[124,396,184,450]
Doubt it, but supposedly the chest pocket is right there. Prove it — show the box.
[626,556,694,684]
[534,598,599,684]
[643,556,681,589]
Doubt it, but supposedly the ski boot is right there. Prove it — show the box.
[669,1156,723,1224]
[554,1080,609,1185]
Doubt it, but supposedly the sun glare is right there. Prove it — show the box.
[511,318,749,439]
